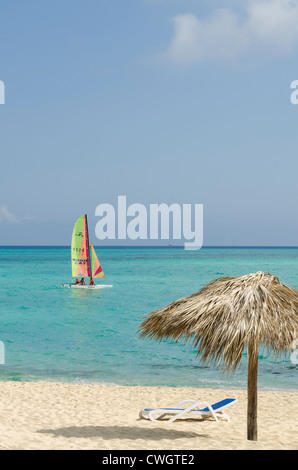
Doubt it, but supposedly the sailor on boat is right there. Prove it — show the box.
[89,278,95,285]
[80,277,86,285]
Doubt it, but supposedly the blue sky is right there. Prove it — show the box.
[1,0,298,245]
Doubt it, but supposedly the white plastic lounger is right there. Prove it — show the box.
[139,398,237,423]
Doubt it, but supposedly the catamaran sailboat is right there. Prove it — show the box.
[61,214,113,289]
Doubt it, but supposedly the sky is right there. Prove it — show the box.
[1,0,298,246]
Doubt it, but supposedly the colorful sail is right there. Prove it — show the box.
[71,215,91,278]
[91,242,105,278]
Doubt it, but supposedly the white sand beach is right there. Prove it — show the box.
[0,381,296,450]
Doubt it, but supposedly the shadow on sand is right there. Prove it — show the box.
[37,424,208,441]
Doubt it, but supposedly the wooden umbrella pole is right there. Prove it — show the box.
[247,342,258,441]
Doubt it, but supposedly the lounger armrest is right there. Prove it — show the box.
[176,400,217,415]
[175,399,198,408]
[168,401,218,423]
[195,401,219,422]
[148,408,169,423]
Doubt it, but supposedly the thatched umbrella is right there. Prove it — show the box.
[139,271,298,441]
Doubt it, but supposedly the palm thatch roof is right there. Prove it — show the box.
[139,271,298,372]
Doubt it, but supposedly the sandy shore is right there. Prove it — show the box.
[0,381,296,450]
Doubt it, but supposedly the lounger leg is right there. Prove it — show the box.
[215,411,230,422]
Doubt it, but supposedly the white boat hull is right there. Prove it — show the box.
[61,283,113,289]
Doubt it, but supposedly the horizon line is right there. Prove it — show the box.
[1,245,298,249]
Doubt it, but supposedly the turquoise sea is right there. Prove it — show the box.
[0,246,297,391]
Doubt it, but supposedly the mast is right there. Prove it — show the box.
[85,214,92,279]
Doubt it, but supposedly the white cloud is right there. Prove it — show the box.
[0,206,36,224]
[163,0,298,65]
[0,206,19,224]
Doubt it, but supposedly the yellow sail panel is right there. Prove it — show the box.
[91,242,105,278]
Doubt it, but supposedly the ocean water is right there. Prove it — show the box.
[0,246,297,391]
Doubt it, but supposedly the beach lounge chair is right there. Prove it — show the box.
[139,398,237,423]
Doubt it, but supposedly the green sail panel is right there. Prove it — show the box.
[71,215,91,278]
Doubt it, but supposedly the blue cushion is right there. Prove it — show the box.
[144,398,235,413]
